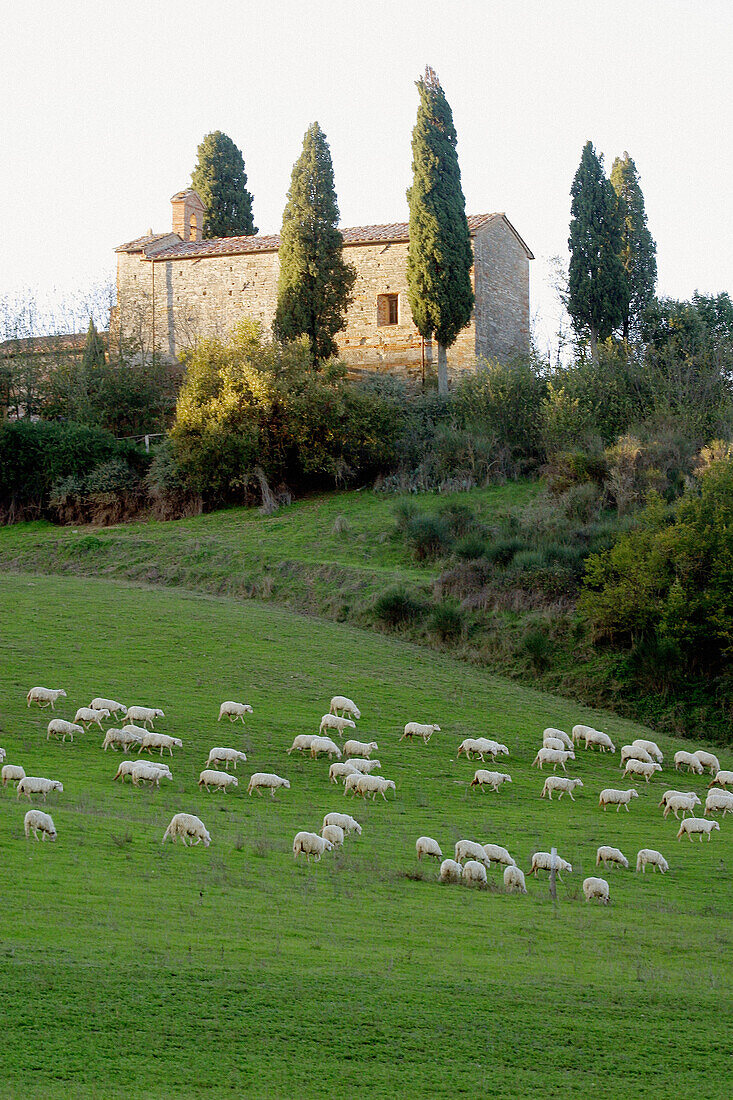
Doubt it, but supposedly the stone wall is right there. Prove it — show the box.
[473,219,531,363]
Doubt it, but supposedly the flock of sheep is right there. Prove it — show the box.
[4,686,731,905]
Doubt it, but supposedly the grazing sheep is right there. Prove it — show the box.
[319,714,355,738]
[91,698,127,719]
[138,732,183,758]
[658,789,695,808]
[704,789,733,816]
[27,687,66,710]
[322,812,362,836]
[401,722,440,743]
[454,840,490,867]
[198,769,239,793]
[2,764,25,788]
[674,751,704,775]
[583,729,616,753]
[347,757,381,774]
[595,845,629,869]
[543,736,566,752]
[310,736,342,760]
[636,849,669,874]
[113,760,137,783]
[329,761,359,784]
[571,723,595,744]
[330,696,360,720]
[126,706,165,730]
[207,747,247,770]
[47,719,83,743]
[247,773,290,797]
[694,750,721,776]
[504,865,527,893]
[416,836,443,861]
[457,737,508,761]
[631,738,663,763]
[599,788,639,812]
[321,824,344,849]
[470,770,512,793]
[709,770,733,790]
[131,761,172,787]
[462,860,488,886]
[439,859,463,883]
[356,775,395,801]
[482,844,516,868]
[74,707,110,730]
[676,817,720,842]
[583,877,610,904]
[103,727,143,752]
[162,813,210,847]
[288,734,317,755]
[541,776,584,801]
[218,701,253,723]
[543,727,573,750]
[620,743,654,766]
[0,748,4,763]
[344,772,363,797]
[530,852,572,878]
[662,792,702,819]
[343,739,378,759]
[17,777,63,801]
[624,759,662,782]
[293,831,333,862]
[24,809,57,841]
[531,747,575,773]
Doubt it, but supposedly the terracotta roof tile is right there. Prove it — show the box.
[115,232,178,254]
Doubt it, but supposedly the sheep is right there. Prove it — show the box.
[623,759,662,783]
[24,809,57,841]
[658,788,696,808]
[676,817,720,842]
[529,852,572,878]
[322,812,362,836]
[0,747,5,763]
[543,727,573,750]
[74,707,110,730]
[131,761,172,787]
[595,845,629,870]
[598,788,639,812]
[329,761,359,784]
[462,860,488,886]
[17,777,63,801]
[674,750,704,775]
[457,737,508,761]
[126,706,165,730]
[321,824,344,849]
[90,698,127,719]
[531,747,575,773]
[218,701,253,723]
[541,776,584,801]
[293,831,333,862]
[138,732,183,757]
[401,722,440,743]
[504,865,527,894]
[470,770,512,793]
[704,789,733,816]
[47,719,83,743]
[415,836,443,861]
[247,772,290,797]
[482,844,516,868]
[27,687,66,710]
[709,770,733,790]
[319,714,355,738]
[330,696,360,720]
[344,772,363,797]
[583,729,616,753]
[198,769,239,793]
[571,723,595,744]
[102,727,143,752]
[355,775,395,801]
[439,859,463,883]
[620,743,654,766]
[543,736,566,752]
[583,877,610,904]
[636,849,669,874]
[287,734,317,755]
[343,739,378,759]
[162,813,210,847]
[694,750,721,776]
[347,757,381,774]
[631,738,663,763]
[310,736,342,760]
[454,840,490,867]
[662,792,702,819]
[113,760,137,783]
[207,747,247,770]
[2,764,25,788]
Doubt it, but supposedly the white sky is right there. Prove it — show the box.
[1,0,731,355]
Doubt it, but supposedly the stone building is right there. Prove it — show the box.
[113,189,532,382]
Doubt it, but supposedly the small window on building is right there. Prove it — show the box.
[377,293,399,326]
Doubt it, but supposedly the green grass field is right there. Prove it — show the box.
[0,571,731,1099]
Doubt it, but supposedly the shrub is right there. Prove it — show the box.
[483,538,525,567]
[559,481,603,522]
[428,602,464,643]
[518,627,554,671]
[440,502,476,538]
[373,588,427,628]
[455,533,488,561]
[404,514,453,561]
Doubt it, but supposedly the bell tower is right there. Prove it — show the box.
[171,189,205,242]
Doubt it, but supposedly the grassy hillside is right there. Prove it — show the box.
[0,573,731,1098]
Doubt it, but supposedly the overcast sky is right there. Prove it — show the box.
[2,0,731,355]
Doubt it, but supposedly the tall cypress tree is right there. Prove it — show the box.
[406,66,474,395]
[191,131,257,238]
[610,152,657,342]
[81,318,106,370]
[273,122,355,365]
[568,141,628,361]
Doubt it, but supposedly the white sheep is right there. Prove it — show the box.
[623,759,662,783]
[620,743,654,766]
[126,706,165,730]
[674,750,704,775]
[247,772,290,797]
[583,729,616,753]
[91,698,127,718]
[24,809,57,841]
[709,770,733,789]
[530,852,572,878]
[531,747,575,773]
[310,736,342,760]
[103,727,143,752]
[415,836,443,861]
[287,734,317,755]
[662,792,701,819]
[27,687,66,710]
[322,812,362,836]
[454,840,490,867]
[74,707,110,730]
[541,776,584,801]
[113,760,137,783]
[571,723,595,744]
[218,701,253,723]
[207,747,247,770]
[0,747,5,763]
[343,772,363,797]
[321,824,344,848]
[2,764,25,788]
[462,860,488,886]
[543,727,574,750]
[319,714,355,737]
[347,757,381,774]
[401,722,440,743]
[356,774,395,801]
[457,737,508,761]
[542,736,566,752]
[47,719,83,743]
[470,770,512,793]
[583,877,610,904]
[482,844,516,868]
[293,831,333,862]
[330,696,360,720]
[636,849,669,874]
[17,777,63,801]
[343,739,378,759]
[596,845,629,869]
[138,731,183,757]
[694,750,721,776]
[329,761,359,784]
[131,761,172,787]
[439,859,463,883]
[503,865,527,893]
[631,738,663,763]
[704,789,733,816]
[198,769,239,793]
[676,817,720,842]
[598,788,639,812]
[162,813,210,847]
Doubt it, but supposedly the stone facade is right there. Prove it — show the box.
[113,194,532,382]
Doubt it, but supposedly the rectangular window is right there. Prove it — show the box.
[377,293,399,326]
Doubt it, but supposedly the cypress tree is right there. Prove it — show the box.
[568,141,628,361]
[191,131,257,238]
[610,152,657,342]
[81,318,105,370]
[406,66,474,395]
[273,122,355,365]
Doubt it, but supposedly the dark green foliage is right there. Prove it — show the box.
[439,501,476,538]
[455,533,488,560]
[191,131,256,238]
[373,587,427,627]
[519,626,554,671]
[45,355,182,436]
[406,67,474,393]
[610,153,657,340]
[428,601,463,642]
[484,538,524,566]
[274,123,355,365]
[404,514,453,560]
[81,318,105,370]
[454,359,547,465]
